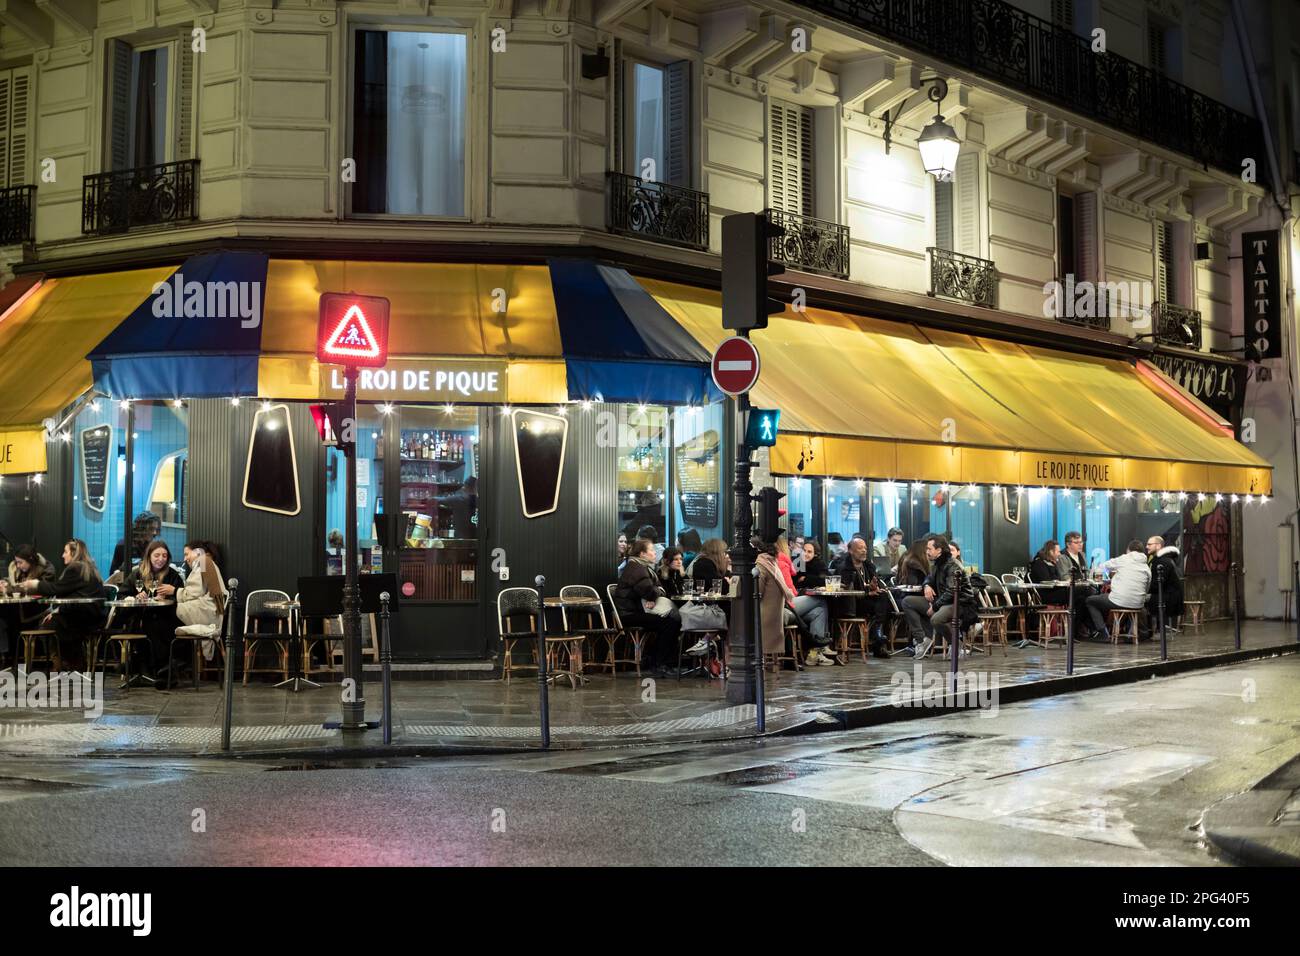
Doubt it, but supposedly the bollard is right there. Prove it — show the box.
[221,578,240,753]
[380,592,393,745]
[534,575,551,750]
[1066,566,1076,676]
[1156,564,1167,661]
[948,574,959,701]
[753,560,765,734]
[1231,562,1242,651]
[1294,561,1299,643]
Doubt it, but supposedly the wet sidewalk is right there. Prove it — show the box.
[0,620,1295,757]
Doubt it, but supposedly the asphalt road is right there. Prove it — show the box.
[1,656,1297,866]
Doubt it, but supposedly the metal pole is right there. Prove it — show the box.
[1066,566,1076,676]
[727,373,759,709]
[1157,564,1168,661]
[534,575,550,750]
[753,531,765,734]
[1231,562,1242,651]
[220,578,239,752]
[1294,561,1299,643]
[380,591,392,745]
[948,568,959,702]
[339,368,367,729]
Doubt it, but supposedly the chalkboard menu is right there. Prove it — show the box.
[675,429,720,527]
[80,424,112,513]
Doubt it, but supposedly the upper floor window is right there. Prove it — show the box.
[1147,16,1181,78]
[620,55,690,186]
[1058,190,1098,283]
[769,99,815,217]
[351,30,467,216]
[1051,0,1075,32]
[106,37,192,171]
[933,154,980,254]
[1155,219,1177,304]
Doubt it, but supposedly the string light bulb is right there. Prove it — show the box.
[1123,489,1133,499]
[230,397,241,407]
[380,403,394,415]
[580,400,593,412]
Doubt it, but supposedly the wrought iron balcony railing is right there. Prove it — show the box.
[0,185,35,244]
[928,247,997,308]
[1153,300,1203,350]
[793,0,1267,187]
[1051,276,1112,331]
[606,172,709,251]
[82,159,199,236]
[765,208,850,279]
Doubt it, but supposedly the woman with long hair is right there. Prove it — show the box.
[17,539,105,669]
[657,547,685,597]
[895,539,931,587]
[689,538,731,594]
[177,541,230,664]
[124,540,186,676]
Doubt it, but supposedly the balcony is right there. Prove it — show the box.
[82,160,199,236]
[606,172,709,251]
[1051,276,1112,331]
[1153,300,1203,350]
[0,185,35,244]
[765,208,850,279]
[928,247,998,308]
[793,0,1267,187]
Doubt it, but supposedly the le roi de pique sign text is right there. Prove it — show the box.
[1032,455,1113,486]
[324,360,508,402]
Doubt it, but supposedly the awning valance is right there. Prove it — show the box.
[639,278,1271,496]
[0,268,172,475]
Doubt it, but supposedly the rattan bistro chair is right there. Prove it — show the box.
[240,589,292,684]
[558,585,614,678]
[497,587,541,682]
[605,583,651,675]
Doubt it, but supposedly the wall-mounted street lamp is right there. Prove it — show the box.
[881,76,961,181]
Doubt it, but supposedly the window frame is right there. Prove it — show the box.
[147,448,189,529]
[104,36,181,171]
[343,21,475,222]
[618,49,692,187]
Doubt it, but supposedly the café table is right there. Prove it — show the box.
[99,599,176,687]
[0,595,46,675]
[670,593,734,602]
[538,595,599,687]
[263,599,317,691]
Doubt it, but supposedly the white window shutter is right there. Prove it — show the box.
[664,60,689,187]
[1075,191,1097,284]
[0,70,11,190]
[768,99,814,215]
[108,39,133,171]
[768,101,787,212]
[175,34,195,162]
[8,66,30,188]
[955,152,980,256]
[798,105,814,217]
[1155,220,1170,303]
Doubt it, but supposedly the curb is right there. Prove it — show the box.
[1202,754,1300,867]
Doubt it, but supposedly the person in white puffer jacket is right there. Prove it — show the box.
[1084,540,1152,640]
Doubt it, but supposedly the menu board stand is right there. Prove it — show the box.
[80,424,112,513]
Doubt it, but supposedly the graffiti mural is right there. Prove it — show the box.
[1183,499,1231,574]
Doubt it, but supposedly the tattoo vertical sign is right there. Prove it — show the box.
[1242,230,1281,360]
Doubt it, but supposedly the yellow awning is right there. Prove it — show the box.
[640,278,1271,496]
[257,261,569,404]
[0,268,173,475]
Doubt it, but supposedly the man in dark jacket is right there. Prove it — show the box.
[1143,536,1184,637]
[914,534,977,659]
[613,536,683,673]
[829,537,891,657]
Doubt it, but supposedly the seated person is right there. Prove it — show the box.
[1084,540,1152,641]
[776,536,829,664]
[793,540,828,592]
[910,535,978,659]
[1142,536,1184,637]
[657,547,686,598]
[613,536,683,673]
[874,528,904,564]
[829,536,891,657]
[16,539,106,670]
[1,545,57,657]
[120,540,185,675]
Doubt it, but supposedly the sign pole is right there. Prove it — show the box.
[340,366,367,730]
[728,384,758,709]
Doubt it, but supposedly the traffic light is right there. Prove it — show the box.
[722,212,787,331]
[745,408,781,448]
[309,402,350,454]
[754,486,786,543]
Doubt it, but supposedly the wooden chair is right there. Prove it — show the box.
[778,624,803,671]
[238,589,292,684]
[497,587,541,682]
[1182,600,1205,633]
[1107,608,1141,645]
[604,584,651,675]
[1035,608,1071,647]
[835,616,868,663]
[20,626,58,673]
[94,602,152,692]
[975,588,1010,656]
[558,585,615,681]
[992,578,1030,641]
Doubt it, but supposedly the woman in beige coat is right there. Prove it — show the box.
[177,542,229,660]
[756,546,796,656]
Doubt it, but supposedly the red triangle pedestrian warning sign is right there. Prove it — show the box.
[316,292,391,368]
[325,305,380,359]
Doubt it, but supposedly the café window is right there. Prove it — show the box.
[72,399,190,577]
[324,406,384,576]
[351,30,468,216]
[618,404,667,552]
[950,485,986,572]
[825,479,864,546]
[242,403,300,516]
[398,405,480,601]
[671,404,723,552]
[782,475,816,546]
[870,481,903,555]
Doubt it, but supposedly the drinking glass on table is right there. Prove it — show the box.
[826,575,840,593]
[682,578,694,598]
[711,579,723,598]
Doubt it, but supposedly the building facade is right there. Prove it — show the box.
[0,0,1292,662]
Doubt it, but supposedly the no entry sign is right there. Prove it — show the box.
[711,336,761,397]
